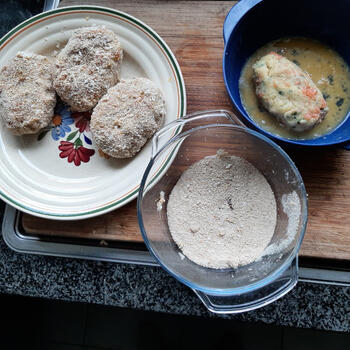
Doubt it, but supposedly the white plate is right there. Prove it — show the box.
[0,5,186,220]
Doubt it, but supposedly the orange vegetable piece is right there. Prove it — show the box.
[302,85,318,99]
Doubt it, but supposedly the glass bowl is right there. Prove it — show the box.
[137,110,308,313]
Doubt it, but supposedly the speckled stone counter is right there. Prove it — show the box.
[0,214,349,333]
[0,0,45,35]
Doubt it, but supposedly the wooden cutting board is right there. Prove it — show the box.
[22,0,350,260]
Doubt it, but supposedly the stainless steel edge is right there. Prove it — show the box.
[299,267,350,287]
[2,205,158,266]
[43,0,60,11]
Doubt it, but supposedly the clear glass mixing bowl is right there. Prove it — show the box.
[137,110,308,313]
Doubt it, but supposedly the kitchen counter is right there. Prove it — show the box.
[0,202,349,332]
[0,0,49,35]
[0,1,349,333]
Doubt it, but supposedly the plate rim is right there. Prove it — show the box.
[0,5,187,220]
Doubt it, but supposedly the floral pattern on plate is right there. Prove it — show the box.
[38,101,95,166]
[51,103,74,140]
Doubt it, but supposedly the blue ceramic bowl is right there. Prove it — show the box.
[223,0,350,148]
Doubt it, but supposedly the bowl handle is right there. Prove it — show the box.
[151,110,245,157]
[223,0,262,44]
[192,257,299,314]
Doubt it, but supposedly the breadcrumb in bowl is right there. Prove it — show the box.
[138,110,307,311]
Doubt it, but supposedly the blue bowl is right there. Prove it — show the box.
[223,0,350,148]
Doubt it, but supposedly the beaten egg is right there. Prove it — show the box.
[239,37,350,140]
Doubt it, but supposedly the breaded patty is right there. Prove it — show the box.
[90,78,166,158]
[253,52,328,131]
[0,52,56,135]
[53,26,123,112]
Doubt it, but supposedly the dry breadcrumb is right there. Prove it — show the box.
[167,151,277,269]
[263,191,301,256]
[157,191,166,212]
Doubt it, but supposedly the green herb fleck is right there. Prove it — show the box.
[336,98,344,107]
[322,92,330,100]
[292,59,300,66]
[328,75,334,85]
[291,49,298,56]
[278,90,284,95]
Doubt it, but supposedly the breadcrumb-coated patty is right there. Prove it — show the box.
[0,52,56,135]
[253,52,328,131]
[90,78,166,158]
[53,26,123,112]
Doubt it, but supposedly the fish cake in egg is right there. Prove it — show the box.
[253,52,328,131]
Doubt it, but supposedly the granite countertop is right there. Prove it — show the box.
[0,2,349,334]
[0,0,46,35]
[0,202,349,333]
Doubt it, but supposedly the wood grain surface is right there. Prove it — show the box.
[22,0,350,260]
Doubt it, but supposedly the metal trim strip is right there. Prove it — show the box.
[2,205,157,266]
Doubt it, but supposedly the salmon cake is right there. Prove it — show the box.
[90,78,166,158]
[252,52,328,131]
[53,26,123,112]
[0,52,56,135]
